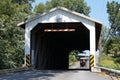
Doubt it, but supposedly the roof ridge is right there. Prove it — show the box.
[18,7,102,27]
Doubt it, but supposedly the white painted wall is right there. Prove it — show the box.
[24,9,96,66]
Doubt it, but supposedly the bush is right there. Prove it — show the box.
[98,53,120,70]
[114,58,120,64]
[69,50,77,64]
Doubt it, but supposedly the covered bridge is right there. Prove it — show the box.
[18,7,102,70]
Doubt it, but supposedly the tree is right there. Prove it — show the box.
[103,1,120,56]
[98,25,109,54]
[107,1,120,37]
[62,0,90,15]
[34,3,45,14]
[0,0,34,69]
[69,50,77,65]
[106,37,120,56]
[34,0,90,16]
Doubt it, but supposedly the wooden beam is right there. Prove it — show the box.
[44,29,75,32]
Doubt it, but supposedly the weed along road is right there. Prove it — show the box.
[0,70,112,80]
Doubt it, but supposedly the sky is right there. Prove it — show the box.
[32,0,120,27]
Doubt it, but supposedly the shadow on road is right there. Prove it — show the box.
[0,70,113,80]
[0,70,78,80]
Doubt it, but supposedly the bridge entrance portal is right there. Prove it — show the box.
[31,22,90,70]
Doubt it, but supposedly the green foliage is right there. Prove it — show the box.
[101,26,109,44]
[98,54,120,70]
[34,0,90,16]
[100,4,120,68]
[103,1,120,58]
[0,0,34,69]
[108,38,120,56]
[34,3,45,14]
[46,0,62,9]
[99,26,109,54]
[62,0,90,16]
[107,1,120,37]
[104,37,120,56]
[115,58,120,64]
[69,50,77,64]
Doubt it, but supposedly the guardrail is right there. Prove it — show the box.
[0,67,29,75]
[99,67,120,80]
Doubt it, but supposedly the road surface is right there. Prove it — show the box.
[69,61,89,69]
[0,70,112,80]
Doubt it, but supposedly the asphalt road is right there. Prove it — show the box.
[0,70,112,80]
[69,61,89,69]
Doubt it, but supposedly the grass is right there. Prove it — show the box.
[98,54,120,70]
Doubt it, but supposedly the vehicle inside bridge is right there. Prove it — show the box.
[31,22,90,70]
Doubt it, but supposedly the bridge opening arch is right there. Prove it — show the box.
[31,22,90,70]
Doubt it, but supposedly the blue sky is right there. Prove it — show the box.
[32,0,120,27]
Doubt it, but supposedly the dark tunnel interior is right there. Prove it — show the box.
[31,22,90,70]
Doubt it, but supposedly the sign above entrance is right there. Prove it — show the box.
[44,29,75,32]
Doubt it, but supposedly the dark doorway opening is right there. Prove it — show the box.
[31,22,90,70]
[68,50,90,70]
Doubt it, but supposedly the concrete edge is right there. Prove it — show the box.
[93,66,120,77]
[0,67,30,75]
[100,67,120,75]
[91,67,101,72]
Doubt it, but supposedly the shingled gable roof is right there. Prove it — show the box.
[18,7,102,28]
